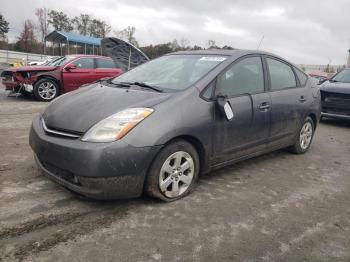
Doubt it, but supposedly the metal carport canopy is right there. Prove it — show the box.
[45,31,101,46]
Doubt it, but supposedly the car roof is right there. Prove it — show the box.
[169,49,272,56]
[66,54,112,59]
[169,49,298,68]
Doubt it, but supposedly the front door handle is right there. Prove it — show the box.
[258,102,270,111]
[299,96,306,103]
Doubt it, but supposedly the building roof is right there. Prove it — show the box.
[45,31,101,46]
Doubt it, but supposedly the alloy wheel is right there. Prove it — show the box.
[299,122,313,150]
[38,81,57,100]
[159,151,195,198]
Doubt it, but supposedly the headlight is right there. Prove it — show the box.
[81,108,154,142]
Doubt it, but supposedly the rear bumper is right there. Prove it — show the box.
[29,115,162,199]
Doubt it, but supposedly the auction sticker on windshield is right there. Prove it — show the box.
[199,57,227,62]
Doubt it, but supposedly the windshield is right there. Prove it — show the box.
[43,57,61,66]
[332,69,350,83]
[48,56,76,66]
[112,55,227,91]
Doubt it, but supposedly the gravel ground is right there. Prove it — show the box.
[0,87,350,262]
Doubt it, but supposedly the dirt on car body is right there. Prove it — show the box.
[0,89,350,261]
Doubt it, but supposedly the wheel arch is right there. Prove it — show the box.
[161,135,210,175]
[307,112,317,130]
[35,75,62,93]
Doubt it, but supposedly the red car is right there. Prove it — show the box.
[1,55,123,101]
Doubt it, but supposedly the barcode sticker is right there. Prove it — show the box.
[199,57,227,62]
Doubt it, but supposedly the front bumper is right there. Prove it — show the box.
[321,112,350,120]
[2,79,19,90]
[321,91,350,120]
[29,116,162,199]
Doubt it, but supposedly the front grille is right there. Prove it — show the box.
[4,75,13,81]
[2,73,14,81]
[321,91,350,111]
[42,118,82,139]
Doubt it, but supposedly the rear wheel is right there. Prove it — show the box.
[288,116,315,154]
[33,78,59,102]
[145,140,199,202]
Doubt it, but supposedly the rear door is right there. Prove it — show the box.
[264,56,307,147]
[95,58,123,81]
[62,57,95,92]
[213,56,271,163]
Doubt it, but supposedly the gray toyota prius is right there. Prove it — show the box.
[29,49,321,202]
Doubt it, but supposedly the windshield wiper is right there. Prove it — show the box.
[122,81,163,92]
[329,79,338,82]
[107,80,131,88]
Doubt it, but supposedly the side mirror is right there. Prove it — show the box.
[216,94,234,121]
[65,64,77,71]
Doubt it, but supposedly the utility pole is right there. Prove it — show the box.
[345,37,350,67]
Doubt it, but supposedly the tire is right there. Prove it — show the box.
[145,140,200,202]
[288,116,315,154]
[33,78,59,102]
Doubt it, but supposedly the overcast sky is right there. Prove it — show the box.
[2,0,350,64]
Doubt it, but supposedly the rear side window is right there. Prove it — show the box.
[96,58,116,68]
[267,58,296,90]
[73,58,94,69]
[219,56,264,97]
[295,68,308,86]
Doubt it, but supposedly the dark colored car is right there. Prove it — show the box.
[320,68,350,120]
[29,50,321,202]
[1,55,123,101]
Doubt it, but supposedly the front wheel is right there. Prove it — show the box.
[145,140,199,202]
[288,116,315,154]
[33,78,59,102]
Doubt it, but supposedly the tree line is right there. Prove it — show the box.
[0,9,115,54]
[0,9,235,59]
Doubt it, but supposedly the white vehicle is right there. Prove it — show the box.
[28,56,56,66]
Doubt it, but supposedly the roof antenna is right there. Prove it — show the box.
[345,37,350,66]
[257,35,265,50]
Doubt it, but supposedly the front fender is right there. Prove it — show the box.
[122,88,214,148]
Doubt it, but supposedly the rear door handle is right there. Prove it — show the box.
[299,96,306,102]
[258,102,270,111]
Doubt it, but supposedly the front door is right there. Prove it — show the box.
[62,57,96,92]
[213,56,271,163]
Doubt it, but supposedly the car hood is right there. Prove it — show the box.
[101,37,149,71]
[320,81,350,95]
[5,66,57,72]
[43,83,173,133]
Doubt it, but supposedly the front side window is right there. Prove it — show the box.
[96,58,116,68]
[267,58,296,90]
[219,56,264,97]
[72,58,94,69]
[202,80,216,99]
[112,55,226,91]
